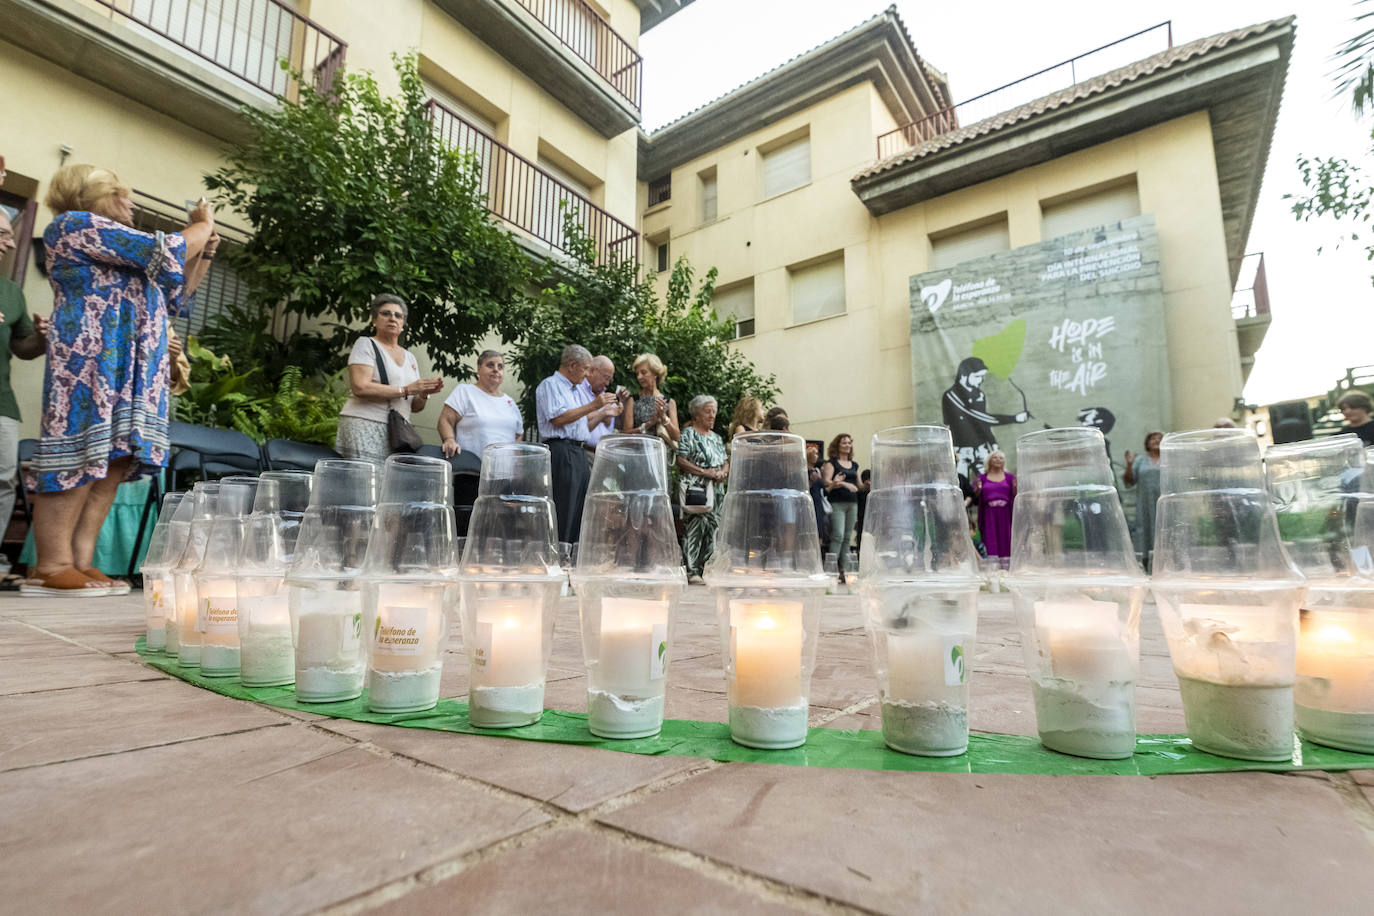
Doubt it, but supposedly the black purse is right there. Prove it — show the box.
[369,340,423,454]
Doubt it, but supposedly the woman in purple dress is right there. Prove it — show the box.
[22,164,214,597]
[973,450,1016,566]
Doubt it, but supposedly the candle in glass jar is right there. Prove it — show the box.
[474,598,543,687]
[730,600,804,708]
[594,597,669,693]
[145,576,166,651]
[370,603,442,673]
[1298,611,1374,711]
[886,630,967,700]
[238,594,294,687]
[197,582,240,675]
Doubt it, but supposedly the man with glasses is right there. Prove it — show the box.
[0,208,47,579]
[535,344,617,542]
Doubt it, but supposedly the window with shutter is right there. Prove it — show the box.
[930,217,1010,271]
[699,169,718,223]
[789,255,845,325]
[761,136,810,200]
[712,282,755,338]
[1040,178,1140,240]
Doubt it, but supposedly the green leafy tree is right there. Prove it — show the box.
[204,54,531,379]
[510,221,779,438]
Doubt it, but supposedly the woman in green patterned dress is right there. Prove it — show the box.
[676,395,729,584]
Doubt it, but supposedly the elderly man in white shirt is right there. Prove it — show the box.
[579,355,628,465]
[535,344,618,542]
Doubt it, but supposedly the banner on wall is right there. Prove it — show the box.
[909,214,1170,480]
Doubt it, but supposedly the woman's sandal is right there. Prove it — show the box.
[19,568,113,598]
[80,567,132,596]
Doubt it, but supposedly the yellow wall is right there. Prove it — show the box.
[646,100,1241,467]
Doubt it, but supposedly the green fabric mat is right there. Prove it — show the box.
[135,639,1374,776]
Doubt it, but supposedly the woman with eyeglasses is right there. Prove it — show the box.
[335,293,444,465]
[437,349,523,458]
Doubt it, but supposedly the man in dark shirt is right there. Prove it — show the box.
[1338,391,1374,446]
[0,209,47,577]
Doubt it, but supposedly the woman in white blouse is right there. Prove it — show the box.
[334,294,444,464]
[438,349,523,458]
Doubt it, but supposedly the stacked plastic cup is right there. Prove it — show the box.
[236,470,313,688]
[172,481,221,667]
[856,427,981,757]
[361,455,459,714]
[287,460,379,703]
[704,432,829,750]
[457,443,563,728]
[1151,428,1305,760]
[572,436,686,739]
[138,492,185,653]
[1006,428,1147,760]
[194,476,259,677]
[1265,434,1372,753]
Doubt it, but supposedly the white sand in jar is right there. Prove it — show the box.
[177,644,201,667]
[728,703,809,749]
[1296,706,1374,753]
[880,699,968,756]
[587,688,664,739]
[296,664,366,703]
[146,625,165,652]
[165,623,179,656]
[239,629,295,687]
[469,683,544,728]
[1031,679,1136,759]
[199,645,240,677]
[1177,678,1293,761]
[367,665,442,713]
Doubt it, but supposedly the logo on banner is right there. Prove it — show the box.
[920,278,952,313]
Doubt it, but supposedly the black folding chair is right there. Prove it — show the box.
[15,438,37,527]
[167,421,263,488]
[263,438,341,473]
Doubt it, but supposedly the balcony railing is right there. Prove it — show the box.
[876,22,1173,161]
[1231,252,1271,320]
[427,99,638,264]
[513,0,642,111]
[89,0,347,99]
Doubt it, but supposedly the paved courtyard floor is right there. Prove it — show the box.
[2,587,1372,914]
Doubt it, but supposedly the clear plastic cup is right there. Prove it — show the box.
[236,471,313,688]
[139,492,185,653]
[1151,428,1305,761]
[1006,428,1146,760]
[360,455,458,714]
[172,481,221,667]
[287,460,379,703]
[1265,433,1372,753]
[856,426,981,757]
[458,443,562,728]
[571,436,686,738]
[194,476,258,677]
[704,432,828,749]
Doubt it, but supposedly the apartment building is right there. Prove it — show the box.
[639,9,1289,472]
[1,0,691,436]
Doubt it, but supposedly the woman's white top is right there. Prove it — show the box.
[444,383,523,456]
[339,337,420,423]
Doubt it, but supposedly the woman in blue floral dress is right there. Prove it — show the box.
[23,165,215,597]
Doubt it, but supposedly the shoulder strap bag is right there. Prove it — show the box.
[370,340,422,454]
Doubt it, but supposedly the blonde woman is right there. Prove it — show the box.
[728,395,765,441]
[25,164,214,597]
[621,352,680,445]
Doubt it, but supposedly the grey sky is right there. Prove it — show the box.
[641,0,1374,408]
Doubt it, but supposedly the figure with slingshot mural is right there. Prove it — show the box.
[941,319,1032,478]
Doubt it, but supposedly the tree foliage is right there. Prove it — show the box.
[204,54,531,379]
[510,221,780,438]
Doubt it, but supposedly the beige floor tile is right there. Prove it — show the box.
[0,653,165,695]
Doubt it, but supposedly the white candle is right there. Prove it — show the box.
[594,597,669,694]
[198,581,239,646]
[176,574,201,655]
[1034,599,1134,682]
[370,605,443,673]
[886,631,967,702]
[730,600,804,709]
[238,594,294,687]
[144,576,166,650]
[296,591,364,667]
[473,598,544,687]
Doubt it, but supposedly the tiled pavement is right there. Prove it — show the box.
[2,589,1372,914]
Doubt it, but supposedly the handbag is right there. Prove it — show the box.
[678,475,715,515]
[369,340,423,454]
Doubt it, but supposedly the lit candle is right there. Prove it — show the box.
[473,598,543,687]
[163,577,180,656]
[593,597,669,694]
[144,575,166,651]
[176,574,202,666]
[1296,607,1374,752]
[1034,600,1134,683]
[367,583,446,713]
[197,579,240,676]
[730,600,804,709]
[238,593,294,687]
[293,589,366,703]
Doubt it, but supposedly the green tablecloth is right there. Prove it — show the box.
[20,477,158,575]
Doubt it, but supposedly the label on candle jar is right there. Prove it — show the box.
[651,622,668,680]
[944,636,966,686]
[343,613,363,657]
[373,607,427,657]
[201,598,237,634]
